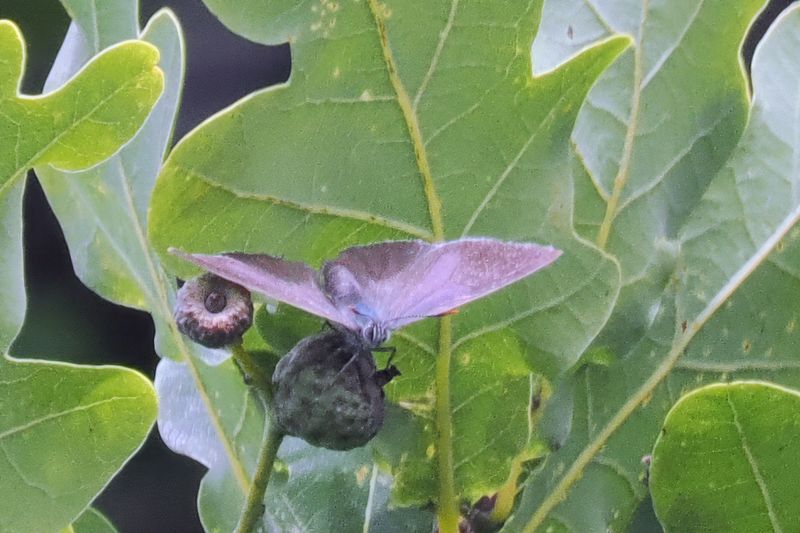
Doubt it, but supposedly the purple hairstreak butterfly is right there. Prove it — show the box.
[170,238,561,350]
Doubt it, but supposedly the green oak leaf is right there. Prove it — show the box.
[34,1,189,363]
[255,304,323,356]
[507,4,800,532]
[0,10,163,533]
[0,18,163,351]
[65,507,117,533]
[148,0,627,522]
[33,5,402,531]
[0,360,156,533]
[650,381,800,533]
[30,3,270,531]
[156,357,434,532]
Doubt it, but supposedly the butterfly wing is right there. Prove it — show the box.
[320,240,428,311]
[322,239,561,329]
[170,248,355,328]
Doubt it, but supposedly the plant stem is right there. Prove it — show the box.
[235,407,284,533]
[231,343,283,532]
[435,315,459,533]
[231,343,273,402]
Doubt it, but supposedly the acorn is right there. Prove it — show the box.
[174,273,253,348]
[272,330,397,450]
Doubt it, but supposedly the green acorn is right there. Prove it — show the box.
[174,273,253,348]
[272,330,397,450]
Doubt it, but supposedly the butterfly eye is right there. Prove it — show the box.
[361,322,387,347]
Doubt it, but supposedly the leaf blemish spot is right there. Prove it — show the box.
[359,89,372,101]
[787,319,796,333]
[355,465,370,486]
[742,339,752,354]
[426,444,435,459]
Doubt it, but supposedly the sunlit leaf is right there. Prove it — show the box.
[0,17,163,351]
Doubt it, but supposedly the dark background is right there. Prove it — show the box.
[0,0,795,531]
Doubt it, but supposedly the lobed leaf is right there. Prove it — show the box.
[0,18,163,351]
[31,2,263,530]
[0,10,163,533]
[507,4,800,531]
[35,5,404,528]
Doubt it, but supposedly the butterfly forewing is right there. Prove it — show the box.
[376,239,562,328]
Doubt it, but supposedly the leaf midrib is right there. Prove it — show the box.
[364,1,457,529]
[727,393,783,533]
[117,160,252,494]
[366,0,444,242]
[595,0,648,250]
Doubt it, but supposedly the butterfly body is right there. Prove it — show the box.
[170,237,562,348]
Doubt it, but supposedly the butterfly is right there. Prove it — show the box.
[170,238,561,350]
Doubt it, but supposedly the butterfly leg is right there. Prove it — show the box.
[336,351,361,378]
[372,346,400,387]
[373,345,396,366]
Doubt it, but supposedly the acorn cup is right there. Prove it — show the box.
[173,273,254,348]
[272,330,398,450]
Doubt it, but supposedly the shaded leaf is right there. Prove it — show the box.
[255,304,326,356]
[508,4,800,531]
[650,382,800,533]
[0,10,163,533]
[0,359,155,533]
[32,3,268,530]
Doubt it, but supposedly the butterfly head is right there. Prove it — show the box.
[348,304,391,347]
[361,320,390,348]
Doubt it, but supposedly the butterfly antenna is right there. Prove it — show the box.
[386,308,460,329]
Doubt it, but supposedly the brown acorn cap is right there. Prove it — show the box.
[173,273,253,348]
